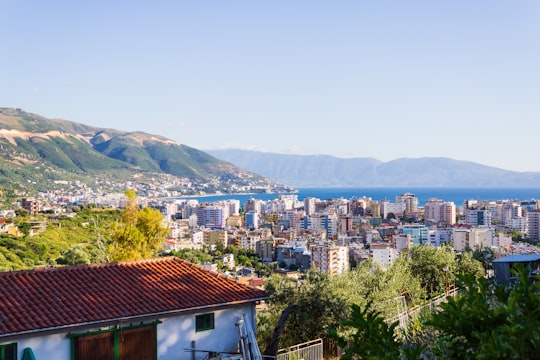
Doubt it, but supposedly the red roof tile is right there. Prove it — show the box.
[0,257,267,336]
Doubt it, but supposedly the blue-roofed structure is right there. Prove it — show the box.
[492,254,540,285]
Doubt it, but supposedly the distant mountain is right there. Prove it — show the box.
[0,108,286,194]
[207,149,540,188]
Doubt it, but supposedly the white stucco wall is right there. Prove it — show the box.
[1,303,257,360]
[158,303,256,360]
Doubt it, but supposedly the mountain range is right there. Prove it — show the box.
[2,107,538,194]
[0,108,285,195]
[207,149,540,188]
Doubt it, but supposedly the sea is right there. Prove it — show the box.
[178,187,540,207]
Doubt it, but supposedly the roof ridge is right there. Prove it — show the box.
[0,256,180,277]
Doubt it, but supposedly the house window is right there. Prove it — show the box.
[0,343,16,360]
[71,324,156,360]
[195,313,215,332]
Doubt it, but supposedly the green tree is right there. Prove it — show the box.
[408,245,456,297]
[456,251,485,280]
[58,244,91,265]
[328,302,406,360]
[258,270,349,354]
[428,266,540,359]
[109,190,169,261]
[329,265,540,360]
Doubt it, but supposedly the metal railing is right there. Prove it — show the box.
[276,338,323,360]
[385,286,459,330]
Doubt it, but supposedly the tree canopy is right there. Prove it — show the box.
[329,265,540,359]
[109,189,169,261]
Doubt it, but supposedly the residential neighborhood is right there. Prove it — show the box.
[3,190,539,278]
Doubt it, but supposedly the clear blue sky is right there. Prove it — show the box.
[2,1,539,171]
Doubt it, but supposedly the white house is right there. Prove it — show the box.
[0,257,267,360]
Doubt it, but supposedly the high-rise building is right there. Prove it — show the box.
[396,193,419,213]
[465,209,492,227]
[381,201,406,219]
[527,210,540,242]
[244,198,262,214]
[311,244,349,276]
[371,201,381,218]
[424,198,456,225]
[304,197,317,216]
[245,211,259,229]
[256,238,275,261]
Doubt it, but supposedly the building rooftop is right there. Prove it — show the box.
[0,257,267,337]
[492,254,540,263]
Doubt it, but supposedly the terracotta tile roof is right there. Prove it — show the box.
[0,257,267,337]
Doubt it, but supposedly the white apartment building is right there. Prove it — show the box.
[392,234,413,252]
[427,228,453,247]
[502,202,522,227]
[240,233,261,251]
[511,216,527,234]
[381,201,406,218]
[223,199,241,216]
[452,227,492,251]
[311,244,349,276]
[465,209,492,227]
[191,229,204,244]
[371,244,399,270]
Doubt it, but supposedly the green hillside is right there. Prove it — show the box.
[0,107,283,195]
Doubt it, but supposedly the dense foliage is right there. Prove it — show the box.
[0,207,121,270]
[109,190,169,261]
[329,265,540,359]
[257,245,486,352]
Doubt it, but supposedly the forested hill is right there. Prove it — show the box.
[0,108,286,194]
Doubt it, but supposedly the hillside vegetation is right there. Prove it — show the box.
[0,208,120,270]
[0,107,282,194]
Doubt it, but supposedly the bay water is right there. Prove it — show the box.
[179,187,540,206]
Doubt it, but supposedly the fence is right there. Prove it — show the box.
[385,286,459,330]
[276,338,323,360]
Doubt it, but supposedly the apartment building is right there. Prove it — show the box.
[424,198,456,225]
[245,210,259,229]
[396,193,419,214]
[304,197,317,216]
[380,200,406,218]
[465,209,492,227]
[427,228,453,247]
[371,243,399,270]
[527,210,540,242]
[311,244,349,276]
[203,229,228,247]
[398,224,429,245]
[256,238,275,262]
[392,234,413,251]
[21,197,40,215]
[452,227,492,251]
